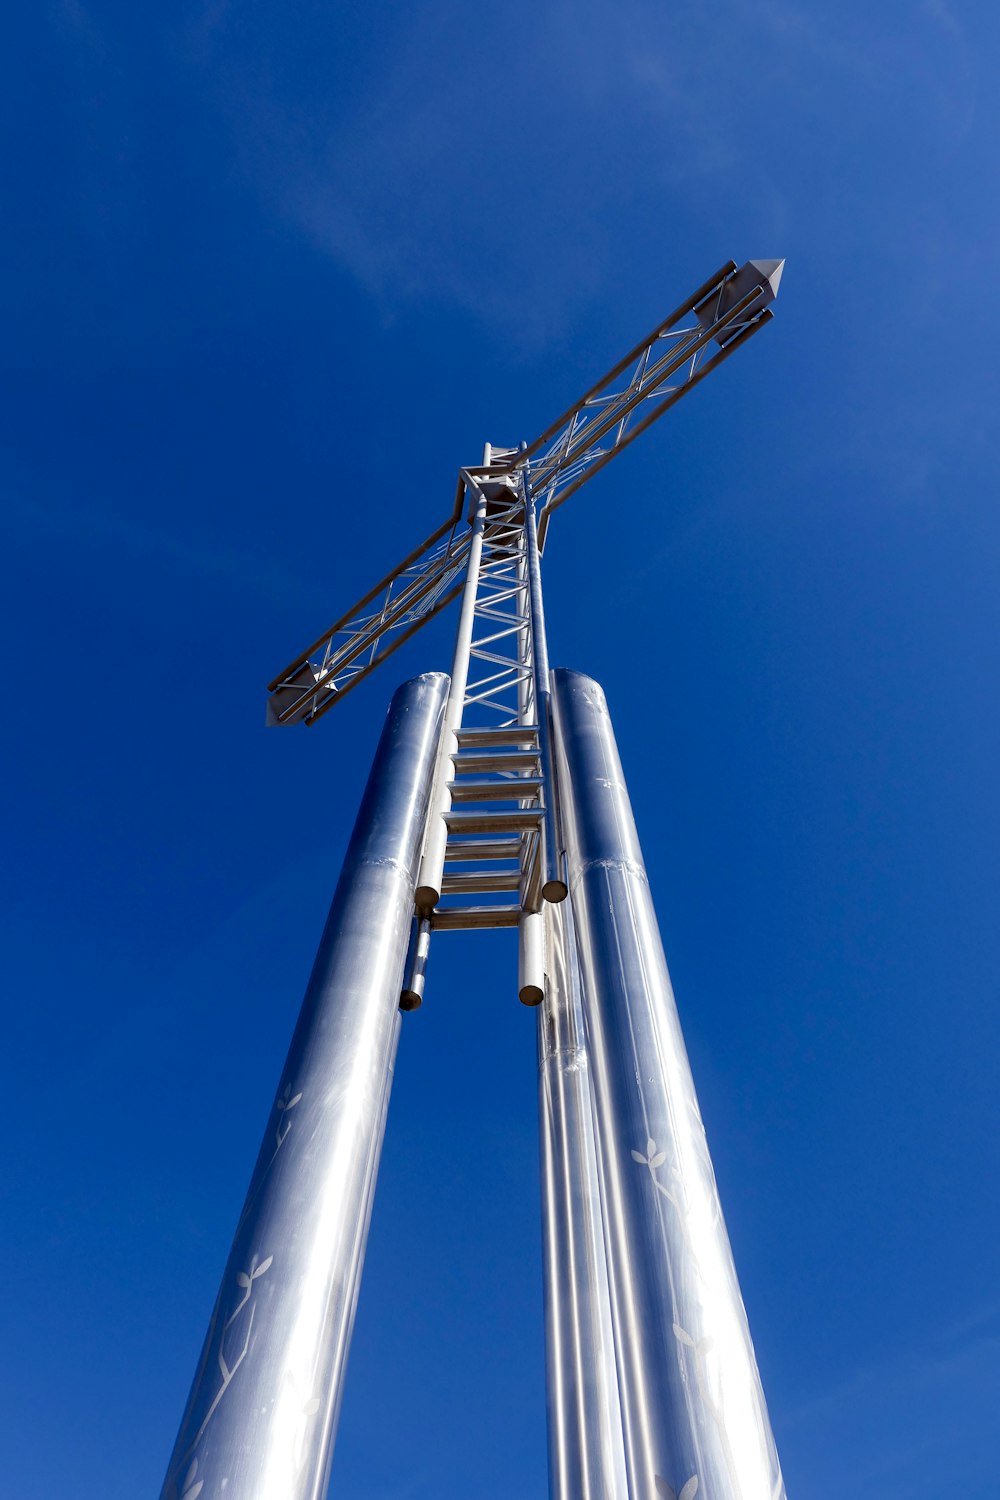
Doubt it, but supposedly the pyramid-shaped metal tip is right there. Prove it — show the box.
[749,259,784,299]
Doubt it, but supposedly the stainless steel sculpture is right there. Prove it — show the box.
[554,672,783,1500]
[161,258,787,1499]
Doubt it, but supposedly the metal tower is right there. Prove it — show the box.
[160,258,787,1500]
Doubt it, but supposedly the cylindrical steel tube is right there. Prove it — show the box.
[538,895,629,1500]
[400,915,432,1011]
[552,670,785,1500]
[519,909,546,1006]
[159,672,449,1500]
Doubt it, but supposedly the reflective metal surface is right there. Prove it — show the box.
[519,908,546,1006]
[400,915,432,1011]
[553,670,786,1500]
[523,493,568,902]
[159,672,449,1500]
[538,894,628,1500]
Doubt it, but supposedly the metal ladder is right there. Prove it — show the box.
[402,455,559,1000]
[435,722,544,930]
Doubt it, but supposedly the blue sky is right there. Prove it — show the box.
[3,1,999,1496]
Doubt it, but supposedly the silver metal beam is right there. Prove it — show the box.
[538,895,628,1499]
[524,495,568,902]
[552,669,786,1500]
[159,672,449,1500]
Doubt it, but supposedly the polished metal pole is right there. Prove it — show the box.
[538,894,628,1500]
[159,672,449,1500]
[553,670,785,1500]
[523,493,567,902]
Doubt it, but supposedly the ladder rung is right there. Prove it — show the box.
[452,750,540,776]
[448,777,543,803]
[444,837,525,863]
[441,869,523,895]
[456,725,540,748]
[444,807,544,835]
[431,904,523,931]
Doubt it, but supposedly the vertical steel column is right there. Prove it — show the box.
[159,672,449,1500]
[538,894,628,1499]
[519,493,546,1000]
[524,494,568,903]
[553,670,785,1500]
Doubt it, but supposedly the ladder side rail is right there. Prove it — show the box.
[524,481,568,904]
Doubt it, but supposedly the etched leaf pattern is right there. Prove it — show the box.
[275,1081,303,1148]
[190,1250,275,1450]
[631,1135,682,1210]
[655,1474,698,1500]
[630,1118,775,1500]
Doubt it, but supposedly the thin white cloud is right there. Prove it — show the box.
[780,1304,1000,1498]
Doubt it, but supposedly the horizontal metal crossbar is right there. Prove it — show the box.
[440,869,523,895]
[444,807,544,835]
[455,726,540,746]
[447,777,544,803]
[442,836,525,862]
[451,750,540,775]
[430,904,523,931]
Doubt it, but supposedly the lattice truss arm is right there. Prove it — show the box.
[266,257,782,726]
[266,489,471,726]
[499,258,784,547]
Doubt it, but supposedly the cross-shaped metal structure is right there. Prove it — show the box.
[160,257,788,1500]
